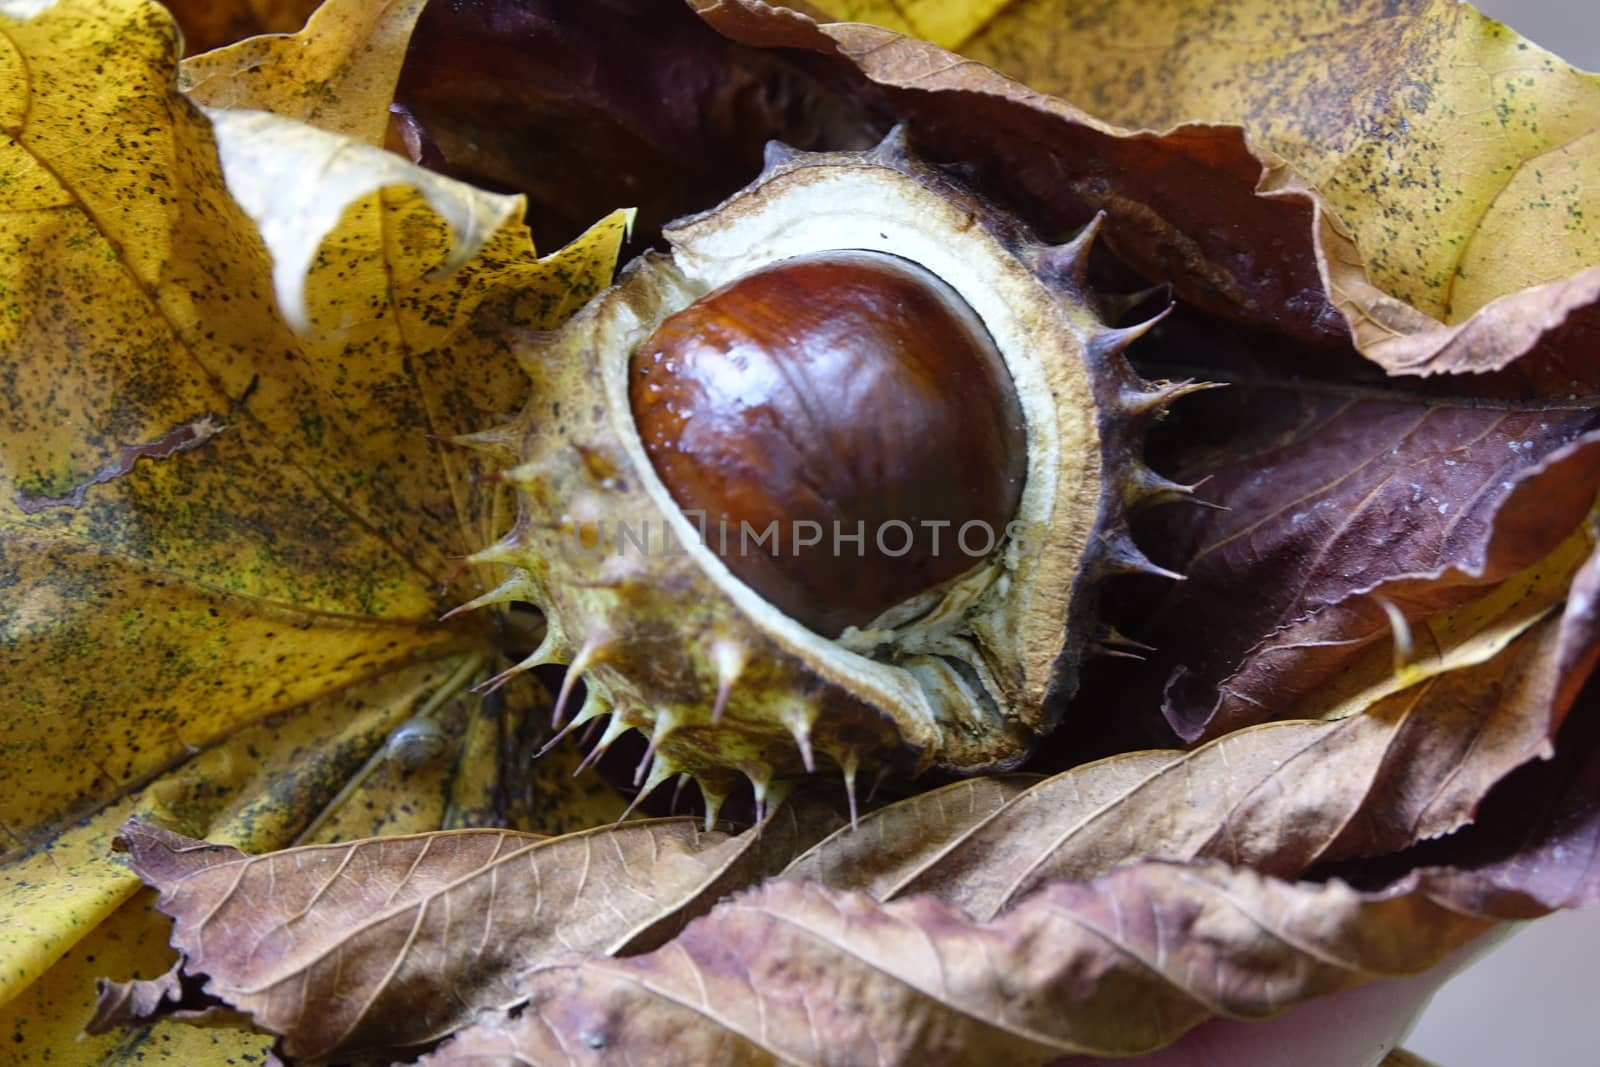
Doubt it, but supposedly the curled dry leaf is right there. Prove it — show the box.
[1403,681,1600,913]
[45,898,276,1065]
[695,0,1345,345]
[91,794,842,1062]
[1312,212,1600,388]
[888,0,1600,382]
[429,699,1600,1065]
[205,106,526,332]
[178,0,428,144]
[787,587,1593,920]
[422,864,1511,1065]
[86,958,247,1037]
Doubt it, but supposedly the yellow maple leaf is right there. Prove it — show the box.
[0,0,628,1039]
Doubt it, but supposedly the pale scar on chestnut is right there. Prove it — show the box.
[450,128,1208,827]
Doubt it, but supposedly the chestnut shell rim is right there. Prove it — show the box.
[458,126,1200,826]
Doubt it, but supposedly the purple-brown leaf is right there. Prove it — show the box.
[1128,385,1600,743]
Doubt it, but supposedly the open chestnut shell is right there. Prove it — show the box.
[459,129,1194,822]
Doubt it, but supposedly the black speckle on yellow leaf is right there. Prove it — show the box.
[0,0,625,1008]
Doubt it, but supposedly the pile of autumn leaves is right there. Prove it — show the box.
[0,0,1596,1064]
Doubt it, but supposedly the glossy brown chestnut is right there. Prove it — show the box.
[629,250,1026,637]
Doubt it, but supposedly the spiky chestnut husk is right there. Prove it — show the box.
[454,128,1199,825]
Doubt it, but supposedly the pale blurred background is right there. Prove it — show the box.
[1402,3,1597,1065]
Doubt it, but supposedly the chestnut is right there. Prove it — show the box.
[629,250,1027,637]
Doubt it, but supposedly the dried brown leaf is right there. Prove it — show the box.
[86,962,186,1034]
[787,588,1590,920]
[87,959,247,1036]
[786,500,1598,916]
[1350,681,1600,916]
[781,774,1041,898]
[100,795,841,1061]
[421,864,1508,1064]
